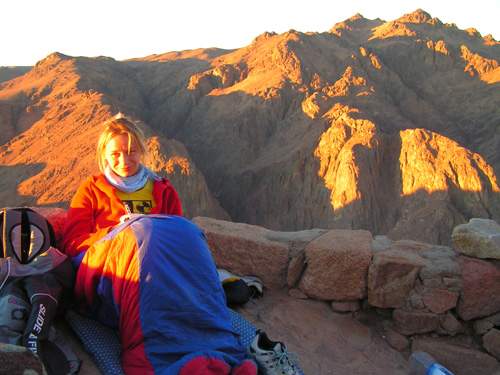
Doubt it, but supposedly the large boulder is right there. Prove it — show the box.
[452,219,500,260]
[368,248,426,308]
[299,229,373,300]
[265,228,327,287]
[192,217,290,288]
[457,256,500,320]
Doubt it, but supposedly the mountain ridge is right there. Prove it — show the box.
[0,9,499,244]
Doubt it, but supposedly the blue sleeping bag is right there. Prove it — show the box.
[73,215,255,374]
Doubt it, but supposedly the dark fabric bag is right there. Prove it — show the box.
[0,207,78,374]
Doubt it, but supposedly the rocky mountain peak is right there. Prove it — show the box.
[252,31,278,44]
[330,14,384,42]
[484,34,500,46]
[465,27,482,38]
[396,9,433,24]
[329,13,372,35]
[34,52,71,67]
[347,13,365,22]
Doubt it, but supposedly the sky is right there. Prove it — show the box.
[2,0,499,67]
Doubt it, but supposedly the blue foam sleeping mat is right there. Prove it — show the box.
[65,309,257,375]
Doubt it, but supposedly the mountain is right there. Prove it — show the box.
[0,66,32,83]
[0,9,499,244]
[0,52,228,219]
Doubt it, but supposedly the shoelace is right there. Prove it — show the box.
[270,347,300,375]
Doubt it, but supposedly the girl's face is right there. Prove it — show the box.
[104,134,142,177]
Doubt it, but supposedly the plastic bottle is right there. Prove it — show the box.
[409,351,455,375]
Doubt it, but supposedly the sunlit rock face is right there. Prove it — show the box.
[0,9,499,243]
[0,53,228,219]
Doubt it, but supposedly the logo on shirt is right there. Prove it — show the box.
[123,200,153,214]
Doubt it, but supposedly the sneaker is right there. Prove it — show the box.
[217,269,264,304]
[248,330,303,375]
[241,275,264,298]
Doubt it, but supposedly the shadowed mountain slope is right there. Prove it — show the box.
[0,66,32,84]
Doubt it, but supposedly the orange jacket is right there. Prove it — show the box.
[62,174,182,259]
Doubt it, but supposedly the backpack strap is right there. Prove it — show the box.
[1,208,8,259]
[20,209,30,264]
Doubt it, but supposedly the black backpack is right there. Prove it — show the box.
[0,208,79,374]
[0,207,56,264]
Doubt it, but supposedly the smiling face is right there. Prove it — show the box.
[104,134,142,177]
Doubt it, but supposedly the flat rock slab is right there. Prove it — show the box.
[193,217,290,288]
[239,290,408,375]
[300,229,373,300]
[457,256,500,320]
[368,248,426,308]
[452,218,500,260]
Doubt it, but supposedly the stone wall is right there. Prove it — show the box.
[33,208,500,375]
[193,216,500,375]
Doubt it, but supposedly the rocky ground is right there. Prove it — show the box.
[239,290,409,375]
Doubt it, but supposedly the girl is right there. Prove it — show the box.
[62,114,256,375]
[62,114,182,262]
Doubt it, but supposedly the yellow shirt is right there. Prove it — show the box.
[116,179,156,214]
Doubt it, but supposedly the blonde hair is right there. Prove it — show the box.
[96,113,147,173]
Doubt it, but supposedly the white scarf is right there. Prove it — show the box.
[104,165,159,193]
